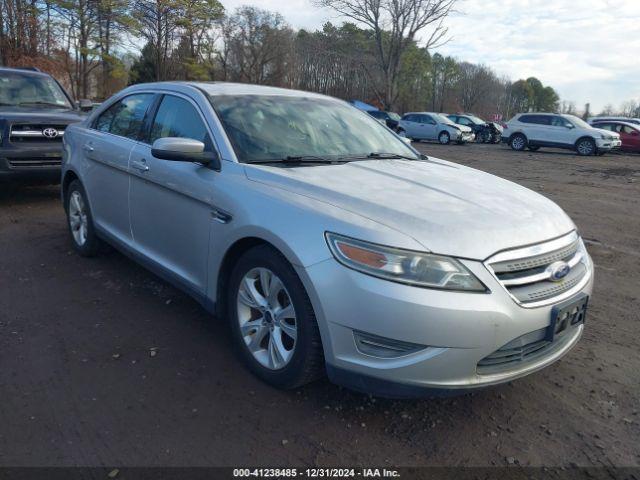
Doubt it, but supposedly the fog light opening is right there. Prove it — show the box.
[353,330,426,359]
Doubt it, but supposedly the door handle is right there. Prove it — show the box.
[131,159,149,172]
[83,143,94,153]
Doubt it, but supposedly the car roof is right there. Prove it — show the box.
[0,66,52,78]
[592,120,639,128]
[404,112,442,116]
[125,81,338,101]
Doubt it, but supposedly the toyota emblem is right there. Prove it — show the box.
[42,128,58,139]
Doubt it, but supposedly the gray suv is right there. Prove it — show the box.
[62,82,594,397]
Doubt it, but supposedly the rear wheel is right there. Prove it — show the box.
[227,245,324,389]
[510,133,527,151]
[576,138,596,156]
[65,180,102,257]
[438,131,451,145]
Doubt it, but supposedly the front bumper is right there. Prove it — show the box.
[303,253,594,397]
[0,146,63,183]
[456,131,475,142]
[596,138,622,151]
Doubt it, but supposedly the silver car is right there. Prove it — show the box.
[61,82,594,397]
[398,112,475,144]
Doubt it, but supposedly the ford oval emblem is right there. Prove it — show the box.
[548,261,571,282]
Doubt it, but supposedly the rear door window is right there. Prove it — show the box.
[95,94,154,141]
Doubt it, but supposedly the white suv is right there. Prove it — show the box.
[503,113,621,156]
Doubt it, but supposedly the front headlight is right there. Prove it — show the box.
[325,233,487,292]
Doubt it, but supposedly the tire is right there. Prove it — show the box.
[227,244,324,389]
[65,179,102,257]
[510,133,527,151]
[576,138,596,156]
[438,131,451,145]
[528,145,540,152]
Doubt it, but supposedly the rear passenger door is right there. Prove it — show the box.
[129,93,220,295]
[82,93,155,246]
[401,114,420,137]
[521,115,551,143]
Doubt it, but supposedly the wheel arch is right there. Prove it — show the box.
[509,131,528,143]
[61,169,80,209]
[215,236,295,319]
[574,135,596,147]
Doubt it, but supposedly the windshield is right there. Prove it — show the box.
[563,114,592,129]
[209,95,418,163]
[434,114,456,125]
[467,115,485,124]
[0,72,72,109]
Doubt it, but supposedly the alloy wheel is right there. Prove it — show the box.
[511,135,526,150]
[577,139,595,156]
[68,190,88,246]
[439,132,450,144]
[236,267,297,370]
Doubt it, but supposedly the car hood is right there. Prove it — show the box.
[0,107,86,123]
[449,124,473,133]
[592,127,620,139]
[245,158,575,260]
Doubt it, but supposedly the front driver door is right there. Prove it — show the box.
[419,114,437,140]
[129,93,221,295]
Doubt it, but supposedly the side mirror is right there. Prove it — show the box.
[78,99,93,111]
[151,137,219,169]
[566,124,575,129]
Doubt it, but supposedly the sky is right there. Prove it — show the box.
[220,0,640,113]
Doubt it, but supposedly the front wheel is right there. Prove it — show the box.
[65,180,102,257]
[438,131,451,145]
[576,138,596,156]
[228,245,324,389]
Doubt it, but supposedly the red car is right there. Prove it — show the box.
[592,120,640,153]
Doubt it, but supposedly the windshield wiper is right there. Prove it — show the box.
[247,155,338,165]
[18,101,66,108]
[340,152,424,161]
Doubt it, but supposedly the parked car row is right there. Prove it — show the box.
[366,109,503,146]
[363,105,639,155]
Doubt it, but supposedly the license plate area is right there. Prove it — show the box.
[546,294,588,342]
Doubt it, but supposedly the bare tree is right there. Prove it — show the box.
[218,6,294,85]
[314,0,455,109]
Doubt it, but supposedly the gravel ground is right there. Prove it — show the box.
[0,142,638,468]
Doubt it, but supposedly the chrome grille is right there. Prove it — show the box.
[9,124,66,143]
[486,232,590,308]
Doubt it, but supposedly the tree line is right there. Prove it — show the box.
[2,0,634,119]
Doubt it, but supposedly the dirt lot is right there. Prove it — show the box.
[1,143,639,469]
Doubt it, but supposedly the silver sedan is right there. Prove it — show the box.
[61,82,593,397]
